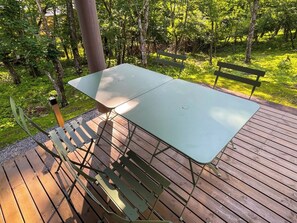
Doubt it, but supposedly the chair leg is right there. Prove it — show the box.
[148,196,161,219]
[55,160,62,173]
[68,141,93,197]
[68,173,80,197]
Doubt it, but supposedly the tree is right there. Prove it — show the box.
[65,0,82,73]
[245,0,259,63]
[35,0,68,107]
[137,0,150,66]
[198,0,222,65]
[277,0,297,49]
[0,0,24,84]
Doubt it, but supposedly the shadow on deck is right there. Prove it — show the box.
[1,103,297,223]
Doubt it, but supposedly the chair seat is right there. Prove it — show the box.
[53,117,98,152]
[95,150,170,221]
[48,118,171,222]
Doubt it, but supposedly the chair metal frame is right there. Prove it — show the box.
[50,127,171,222]
[10,97,100,195]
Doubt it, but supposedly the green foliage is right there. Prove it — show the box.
[0,64,94,148]
[1,0,297,151]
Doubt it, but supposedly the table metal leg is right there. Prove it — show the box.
[208,163,221,176]
[216,140,236,168]
[123,124,137,155]
[179,160,206,221]
[230,140,236,150]
[96,111,112,145]
[149,140,161,164]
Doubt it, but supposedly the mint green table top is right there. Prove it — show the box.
[68,64,172,109]
[115,79,260,164]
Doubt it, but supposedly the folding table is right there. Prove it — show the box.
[68,63,172,109]
[68,63,173,139]
[115,79,260,220]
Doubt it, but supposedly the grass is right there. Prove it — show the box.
[148,37,297,108]
[0,64,96,149]
[1,36,297,150]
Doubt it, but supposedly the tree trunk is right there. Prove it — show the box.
[209,21,214,65]
[53,59,68,107]
[181,0,189,54]
[2,59,21,85]
[61,38,70,60]
[66,0,82,74]
[245,0,259,64]
[45,71,62,98]
[28,64,41,77]
[121,17,127,64]
[35,0,68,107]
[289,29,295,49]
[138,0,149,67]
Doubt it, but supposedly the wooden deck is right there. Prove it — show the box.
[1,103,297,223]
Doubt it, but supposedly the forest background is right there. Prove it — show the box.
[0,0,296,149]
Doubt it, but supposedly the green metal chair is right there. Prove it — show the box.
[10,97,100,194]
[50,129,171,223]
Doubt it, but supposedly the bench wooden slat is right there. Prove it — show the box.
[157,50,187,60]
[217,61,265,77]
[214,61,265,99]
[155,50,187,76]
[155,58,185,69]
[214,71,261,87]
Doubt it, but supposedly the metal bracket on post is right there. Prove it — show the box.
[49,96,65,128]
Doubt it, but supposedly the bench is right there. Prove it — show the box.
[155,50,187,77]
[213,61,265,99]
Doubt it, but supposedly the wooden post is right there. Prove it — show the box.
[74,0,110,113]
[74,0,106,73]
[49,97,65,128]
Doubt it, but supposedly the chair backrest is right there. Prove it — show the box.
[213,61,266,99]
[50,131,172,223]
[10,97,59,158]
[155,50,187,76]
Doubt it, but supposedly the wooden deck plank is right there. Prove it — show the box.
[126,131,265,222]
[258,108,297,128]
[1,103,297,223]
[0,164,24,223]
[157,148,270,222]
[221,154,297,222]
[234,135,297,172]
[232,139,297,183]
[3,158,43,223]
[246,121,297,147]
[14,153,62,223]
[260,105,297,122]
[34,145,101,223]
[0,205,5,223]
[252,114,297,140]
[25,147,82,223]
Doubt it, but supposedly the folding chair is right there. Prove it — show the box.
[10,97,100,195]
[50,129,171,222]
